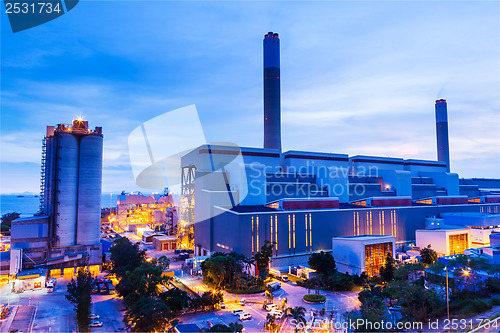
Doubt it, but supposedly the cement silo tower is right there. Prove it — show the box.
[41,120,103,247]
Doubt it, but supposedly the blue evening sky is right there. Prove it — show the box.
[1,1,499,194]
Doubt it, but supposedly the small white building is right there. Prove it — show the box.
[153,235,178,251]
[13,268,47,292]
[332,235,395,276]
[416,226,470,256]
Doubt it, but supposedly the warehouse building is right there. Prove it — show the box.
[332,235,396,276]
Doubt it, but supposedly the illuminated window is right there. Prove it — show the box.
[416,198,433,205]
[305,214,308,247]
[369,211,373,235]
[288,215,291,250]
[352,212,357,235]
[356,212,360,236]
[270,215,273,246]
[449,233,468,255]
[393,210,397,238]
[275,215,278,250]
[309,213,312,247]
[364,242,393,276]
[251,216,254,253]
[382,211,385,235]
[256,216,259,249]
[293,214,296,249]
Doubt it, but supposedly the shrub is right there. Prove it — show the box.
[303,294,326,303]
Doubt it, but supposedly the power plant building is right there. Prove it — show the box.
[9,120,104,276]
[180,32,500,271]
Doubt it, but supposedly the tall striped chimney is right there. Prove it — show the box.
[435,99,450,172]
[263,32,281,152]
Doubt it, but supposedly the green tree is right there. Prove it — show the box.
[308,251,336,276]
[1,212,20,232]
[201,252,245,290]
[398,283,446,322]
[228,322,244,333]
[160,288,190,313]
[65,269,93,332]
[125,296,172,332]
[420,245,438,265]
[110,237,146,278]
[254,240,274,280]
[286,306,306,333]
[379,252,396,283]
[355,284,388,331]
[120,262,168,305]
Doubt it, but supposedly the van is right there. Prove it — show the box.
[238,312,252,321]
[233,309,243,316]
[264,303,278,312]
[266,281,281,292]
[46,281,54,293]
[239,298,246,306]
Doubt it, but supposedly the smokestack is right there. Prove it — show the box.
[263,31,281,151]
[435,99,450,172]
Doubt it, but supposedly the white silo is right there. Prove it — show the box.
[55,132,79,246]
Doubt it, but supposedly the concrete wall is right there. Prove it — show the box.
[205,203,500,259]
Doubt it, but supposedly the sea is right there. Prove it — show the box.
[0,193,121,217]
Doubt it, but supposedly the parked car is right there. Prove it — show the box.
[266,281,281,292]
[238,312,252,321]
[90,320,103,327]
[239,298,246,306]
[270,310,284,319]
[233,309,243,316]
[90,313,100,319]
[99,283,108,295]
[280,275,289,282]
[220,302,226,309]
[264,303,278,312]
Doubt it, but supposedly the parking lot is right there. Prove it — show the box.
[0,275,127,333]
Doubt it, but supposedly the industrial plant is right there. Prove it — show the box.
[2,31,499,288]
[9,120,104,283]
[180,32,500,276]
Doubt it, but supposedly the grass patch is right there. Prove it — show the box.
[303,294,326,303]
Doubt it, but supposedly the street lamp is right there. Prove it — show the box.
[445,267,450,323]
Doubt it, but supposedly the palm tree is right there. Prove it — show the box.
[286,306,307,333]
